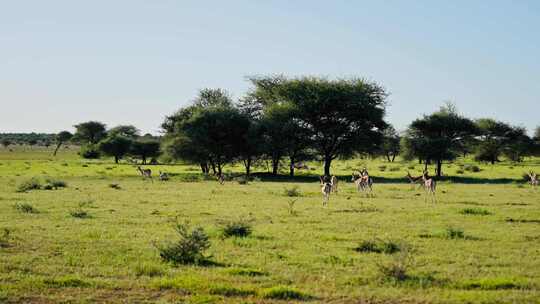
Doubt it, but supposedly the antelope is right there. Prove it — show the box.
[422,170,436,202]
[406,171,424,190]
[320,176,332,206]
[137,166,153,182]
[351,168,373,195]
[158,171,169,181]
[331,175,338,194]
[527,171,538,188]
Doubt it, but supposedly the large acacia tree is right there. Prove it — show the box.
[407,104,478,177]
[256,76,388,176]
[73,121,107,144]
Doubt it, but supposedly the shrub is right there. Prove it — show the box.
[287,199,298,216]
[460,208,491,216]
[70,209,89,218]
[283,185,301,197]
[156,222,211,265]
[236,176,249,185]
[458,278,526,290]
[109,183,121,190]
[355,239,400,254]
[79,145,100,159]
[13,202,38,214]
[456,169,464,174]
[378,165,387,171]
[43,177,67,190]
[0,228,12,248]
[389,166,400,172]
[16,178,42,192]
[261,286,310,300]
[221,219,253,238]
[376,245,414,282]
[444,227,465,239]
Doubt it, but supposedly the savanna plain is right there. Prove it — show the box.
[1,147,539,304]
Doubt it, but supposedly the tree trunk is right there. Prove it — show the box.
[424,160,428,172]
[391,154,396,162]
[244,158,251,176]
[200,163,208,174]
[272,157,279,175]
[386,154,391,162]
[53,143,62,156]
[114,156,119,163]
[436,159,442,177]
[210,161,216,175]
[142,156,147,164]
[217,163,222,176]
[324,155,332,177]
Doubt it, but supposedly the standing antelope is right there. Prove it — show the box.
[527,171,538,188]
[351,169,373,195]
[320,176,332,206]
[331,175,338,194]
[406,171,423,190]
[422,170,436,202]
[158,171,169,181]
[137,166,153,182]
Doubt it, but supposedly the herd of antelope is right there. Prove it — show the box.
[135,164,539,206]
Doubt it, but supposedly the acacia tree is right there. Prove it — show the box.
[98,135,133,163]
[407,104,478,177]
[258,76,387,176]
[474,119,516,164]
[108,125,140,138]
[53,131,73,156]
[130,140,161,164]
[74,121,107,144]
[162,89,234,174]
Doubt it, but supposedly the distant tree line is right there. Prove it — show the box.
[0,133,56,147]
[4,75,540,177]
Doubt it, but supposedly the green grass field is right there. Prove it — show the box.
[1,147,539,303]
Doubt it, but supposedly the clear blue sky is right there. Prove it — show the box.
[1,1,539,134]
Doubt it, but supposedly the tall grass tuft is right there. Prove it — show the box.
[283,185,301,197]
[355,239,401,254]
[220,219,253,238]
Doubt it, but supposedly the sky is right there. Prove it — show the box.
[1,1,539,135]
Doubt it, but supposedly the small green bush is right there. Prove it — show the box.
[283,185,301,197]
[389,166,400,172]
[444,227,465,239]
[262,286,310,300]
[221,219,253,238]
[376,245,414,282]
[355,239,400,254]
[464,164,481,172]
[0,228,12,248]
[13,202,38,214]
[456,169,465,174]
[70,209,89,218]
[43,177,67,190]
[79,145,100,159]
[156,222,211,265]
[458,278,526,290]
[460,208,491,216]
[378,165,387,171]
[16,178,42,192]
[109,183,121,190]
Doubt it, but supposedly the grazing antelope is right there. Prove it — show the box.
[421,170,436,202]
[320,176,332,206]
[331,175,338,194]
[406,171,424,190]
[351,168,373,195]
[527,171,538,188]
[137,166,153,182]
[158,171,169,181]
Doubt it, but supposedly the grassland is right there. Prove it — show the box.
[1,146,539,303]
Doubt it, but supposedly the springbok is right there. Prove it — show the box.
[331,175,338,194]
[158,171,169,181]
[137,166,153,182]
[320,176,332,206]
[527,171,538,188]
[422,170,436,202]
[406,171,423,190]
[351,169,373,195]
